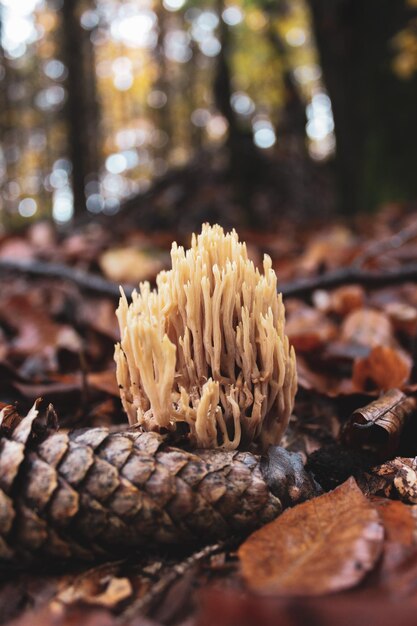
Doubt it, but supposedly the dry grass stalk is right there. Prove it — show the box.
[115,224,297,450]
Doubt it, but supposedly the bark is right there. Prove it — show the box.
[308,0,417,213]
[61,0,101,217]
[0,402,282,565]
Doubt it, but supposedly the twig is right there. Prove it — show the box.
[279,263,417,299]
[0,258,130,299]
[3,258,417,302]
[119,542,227,623]
[353,220,417,269]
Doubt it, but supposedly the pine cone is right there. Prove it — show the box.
[0,402,282,565]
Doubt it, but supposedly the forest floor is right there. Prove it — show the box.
[1,201,417,625]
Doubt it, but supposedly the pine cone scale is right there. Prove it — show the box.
[0,405,282,565]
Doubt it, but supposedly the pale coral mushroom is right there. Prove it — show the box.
[115,224,297,450]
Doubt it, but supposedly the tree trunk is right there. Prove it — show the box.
[308,0,417,213]
[213,0,268,226]
[61,0,101,217]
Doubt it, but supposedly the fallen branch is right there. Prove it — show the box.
[0,258,128,299]
[353,219,417,269]
[280,263,417,299]
[121,542,226,621]
[3,258,417,301]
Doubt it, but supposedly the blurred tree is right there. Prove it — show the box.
[308,0,417,213]
[0,5,8,156]
[61,0,101,216]
[0,0,332,227]
[214,0,265,225]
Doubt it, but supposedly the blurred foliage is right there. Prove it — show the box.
[1,0,416,228]
[0,0,333,228]
[392,0,417,79]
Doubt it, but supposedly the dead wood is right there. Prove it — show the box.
[280,263,417,299]
[3,257,417,303]
[0,258,127,299]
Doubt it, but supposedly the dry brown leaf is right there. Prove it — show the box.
[9,606,116,626]
[313,285,365,317]
[197,587,417,626]
[366,498,417,596]
[365,457,417,504]
[87,369,119,397]
[341,308,394,348]
[0,294,82,362]
[238,477,383,596]
[342,389,417,459]
[99,247,164,284]
[372,498,417,545]
[386,302,417,337]
[0,236,35,261]
[80,299,120,341]
[352,346,412,392]
[298,226,356,273]
[296,355,356,397]
[286,306,337,352]
[58,576,132,609]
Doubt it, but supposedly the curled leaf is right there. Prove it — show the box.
[238,478,383,596]
[342,389,417,459]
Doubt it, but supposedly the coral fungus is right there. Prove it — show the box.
[115,224,297,450]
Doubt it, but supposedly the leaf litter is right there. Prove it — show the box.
[1,207,417,623]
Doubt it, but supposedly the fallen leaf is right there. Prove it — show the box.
[0,294,82,366]
[99,247,164,284]
[0,236,35,261]
[386,302,417,337]
[295,355,356,397]
[372,498,417,545]
[341,308,394,348]
[352,346,412,392]
[80,299,120,341]
[58,575,132,609]
[298,226,356,273]
[286,305,337,352]
[87,369,119,397]
[238,477,383,596]
[364,457,417,504]
[366,498,417,597]
[197,587,417,626]
[9,606,116,626]
[313,285,365,317]
[342,389,417,459]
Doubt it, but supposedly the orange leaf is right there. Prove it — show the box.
[373,498,416,546]
[238,478,383,596]
[352,346,411,392]
[286,306,337,352]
